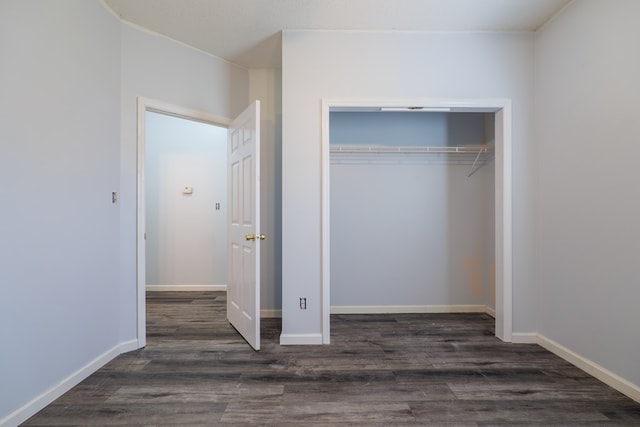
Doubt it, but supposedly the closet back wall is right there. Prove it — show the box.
[330,112,488,146]
[330,112,495,310]
[145,112,227,290]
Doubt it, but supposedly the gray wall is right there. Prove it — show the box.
[4,0,639,420]
[118,19,250,341]
[281,31,534,339]
[0,2,251,422]
[534,0,640,388]
[0,1,121,419]
[331,164,494,308]
[249,69,283,315]
[330,112,491,146]
[145,112,228,288]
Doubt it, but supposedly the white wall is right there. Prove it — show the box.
[0,1,121,422]
[281,31,534,339]
[534,0,640,389]
[145,112,227,288]
[119,23,250,340]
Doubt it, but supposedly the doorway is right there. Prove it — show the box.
[136,97,232,347]
[321,98,513,344]
[144,111,227,292]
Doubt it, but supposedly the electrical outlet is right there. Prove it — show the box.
[299,297,307,310]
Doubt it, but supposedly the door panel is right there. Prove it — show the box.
[227,101,261,350]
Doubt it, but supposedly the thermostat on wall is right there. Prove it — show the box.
[182,186,193,195]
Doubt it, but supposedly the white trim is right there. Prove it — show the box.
[321,100,331,344]
[330,305,488,314]
[511,332,538,344]
[279,333,323,345]
[261,309,282,318]
[136,98,147,349]
[320,97,507,112]
[494,105,513,342]
[146,284,227,292]
[136,97,232,349]
[139,97,231,128]
[0,340,137,427]
[285,29,537,37]
[321,97,513,345]
[119,339,140,354]
[97,2,249,72]
[485,306,496,318]
[536,0,577,33]
[537,334,640,404]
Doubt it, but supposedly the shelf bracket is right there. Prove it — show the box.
[467,149,485,178]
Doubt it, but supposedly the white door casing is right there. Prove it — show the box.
[227,101,261,350]
[136,97,232,349]
[320,98,512,344]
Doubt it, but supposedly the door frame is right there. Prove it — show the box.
[136,97,231,347]
[320,97,513,343]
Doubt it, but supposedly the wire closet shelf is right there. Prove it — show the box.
[329,144,494,177]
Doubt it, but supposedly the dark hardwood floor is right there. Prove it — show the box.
[25,291,640,426]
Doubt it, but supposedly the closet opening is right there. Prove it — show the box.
[321,99,512,344]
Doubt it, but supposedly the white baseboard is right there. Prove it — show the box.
[511,332,538,344]
[279,333,323,345]
[485,306,496,318]
[261,309,282,318]
[0,339,138,427]
[537,334,640,404]
[330,304,488,314]
[120,339,141,354]
[146,284,227,292]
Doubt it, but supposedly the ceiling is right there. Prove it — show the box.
[104,0,573,69]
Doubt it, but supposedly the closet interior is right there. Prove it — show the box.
[329,110,496,313]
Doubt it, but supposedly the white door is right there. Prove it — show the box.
[227,101,261,350]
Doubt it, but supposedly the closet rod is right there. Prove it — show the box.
[329,144,492,155]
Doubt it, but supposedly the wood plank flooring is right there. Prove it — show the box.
[25,291,640,426]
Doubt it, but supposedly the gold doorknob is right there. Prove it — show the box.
[245,233,266,241]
